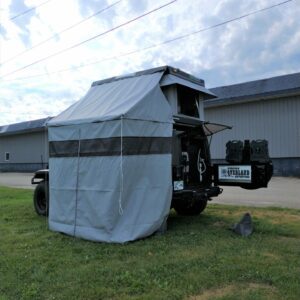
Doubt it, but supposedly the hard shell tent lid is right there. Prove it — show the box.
[47,66,216,127]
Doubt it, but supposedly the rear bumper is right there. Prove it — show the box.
[173,186,223,201]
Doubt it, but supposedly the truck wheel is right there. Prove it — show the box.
[173,199,207,216]
[33,181,49,216]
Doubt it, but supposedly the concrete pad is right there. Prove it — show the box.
[214,177,300,209]
[0,173,35,189]
[0,173,299,209]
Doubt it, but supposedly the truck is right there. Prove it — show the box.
[32,121,273,217]
[31,66,273,217]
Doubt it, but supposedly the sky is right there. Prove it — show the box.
[0,0,299,125]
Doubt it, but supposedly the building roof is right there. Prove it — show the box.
[0,117,52,136]
[205,72,300,108]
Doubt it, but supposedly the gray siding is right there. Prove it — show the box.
[0,130,48,171]
[205,95,300,159]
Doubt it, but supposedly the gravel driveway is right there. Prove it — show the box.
[0,173,299,209]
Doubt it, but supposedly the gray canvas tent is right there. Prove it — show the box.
[47,66,215,243]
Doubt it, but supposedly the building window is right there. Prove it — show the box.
[5,152,10,161]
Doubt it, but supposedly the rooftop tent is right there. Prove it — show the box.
[47,66,215,243]
[47,69,174,243]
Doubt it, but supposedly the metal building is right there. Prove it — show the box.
[1,72,299,176]
[205,72,300,176]
[0,117,50,172]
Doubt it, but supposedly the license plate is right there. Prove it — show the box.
[173,180,184,191]
[218,165,252,183]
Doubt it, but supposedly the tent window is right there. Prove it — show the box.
[177,85,199,118]
[5,152,10,161]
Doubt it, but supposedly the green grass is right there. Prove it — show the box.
[0,186,300,300]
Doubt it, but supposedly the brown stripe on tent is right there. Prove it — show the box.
[49,137,172,157]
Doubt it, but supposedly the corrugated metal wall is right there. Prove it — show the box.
[205,95,300,159]
[0,130,48,171]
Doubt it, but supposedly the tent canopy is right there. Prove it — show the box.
[48,66,215,126]
[49,72,172,126]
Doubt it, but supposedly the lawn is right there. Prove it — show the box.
[0,186,300,300]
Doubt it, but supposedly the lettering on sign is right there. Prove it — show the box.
[218,165,252,183]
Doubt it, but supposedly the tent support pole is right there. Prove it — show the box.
[119,116,124,215]
[74,129,81,237]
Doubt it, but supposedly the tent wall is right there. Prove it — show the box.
[48,119,173,243]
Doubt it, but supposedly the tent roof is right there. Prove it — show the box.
[92,66,215,98]
[48,66,215,127]
[92,66,205,87]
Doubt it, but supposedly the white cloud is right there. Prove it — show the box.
[0,0,300,125]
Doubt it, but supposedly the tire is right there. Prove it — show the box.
[173,198,207,216]
[33,181,49,216]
